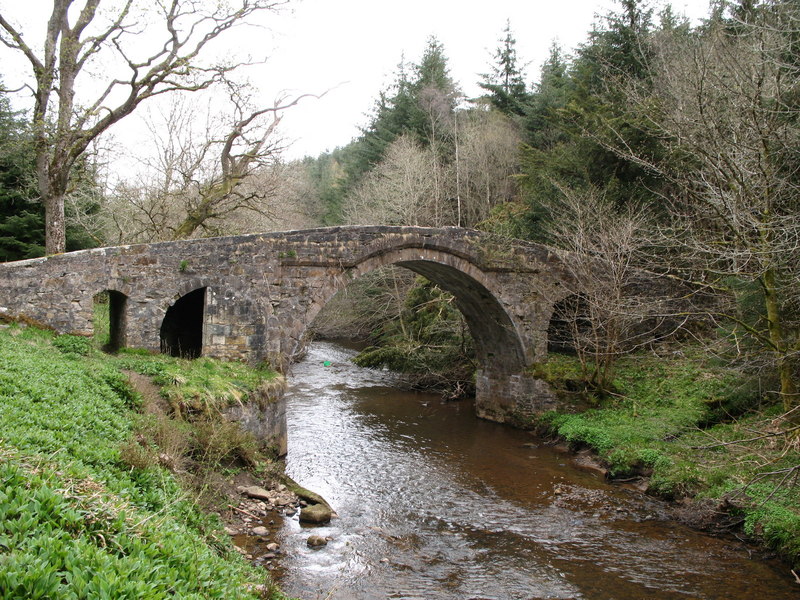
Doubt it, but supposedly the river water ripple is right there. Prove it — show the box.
[274,341,797,600]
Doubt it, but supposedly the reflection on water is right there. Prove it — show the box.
[275,342,796,600]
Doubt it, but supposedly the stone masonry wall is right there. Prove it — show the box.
[0,226,577,423]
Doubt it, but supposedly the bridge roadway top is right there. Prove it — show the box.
[1,225,571,273]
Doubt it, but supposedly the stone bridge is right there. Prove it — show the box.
[0,226,578,423]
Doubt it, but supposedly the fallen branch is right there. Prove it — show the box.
[228,504,261,520]
[691,424,800,450]
[730,465,800,507]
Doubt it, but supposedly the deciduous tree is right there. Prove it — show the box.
[543,186,668,394]
[103,84,313,243]
[619,0,800,413]
[0,0,285,254]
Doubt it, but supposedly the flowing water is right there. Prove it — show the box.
[272,341,797,599]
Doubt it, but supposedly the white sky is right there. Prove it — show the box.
[0,0,711,163]
[259,0,711,158]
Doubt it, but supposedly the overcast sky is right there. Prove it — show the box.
[258,0,711,158]
[0,0,711,163]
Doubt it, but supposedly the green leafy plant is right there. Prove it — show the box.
[0,326,290,599]
[52,334,92,356]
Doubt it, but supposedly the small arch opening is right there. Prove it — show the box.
[93,290,127,352]
[160,287,206,358]
[547,293,589,354]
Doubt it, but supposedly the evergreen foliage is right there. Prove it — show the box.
[479,20,529,115]
[0,87,101,261]
[0,0,798,575]
[0,90,41,261]
[518,0,671,239]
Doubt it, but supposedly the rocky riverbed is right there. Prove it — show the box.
[225,477,336,569]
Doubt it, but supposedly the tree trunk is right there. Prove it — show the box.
[762,268,798,414]
[37,151,67,255]
[44,192,66,255]
[173,214,205,240]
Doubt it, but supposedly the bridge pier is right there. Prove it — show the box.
[475,368,560,424]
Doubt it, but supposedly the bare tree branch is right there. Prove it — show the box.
[0,0,287,253]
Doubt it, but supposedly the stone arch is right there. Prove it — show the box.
[547,292,589,354]
[160,287,207,358]
[92,289,128,352]
[304,247,528,376]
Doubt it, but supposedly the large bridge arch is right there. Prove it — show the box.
[302,247,529,378]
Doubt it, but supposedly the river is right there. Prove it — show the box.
[271,341,797,599]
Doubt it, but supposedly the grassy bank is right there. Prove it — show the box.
[0,323,291,599]
[532,348,800,570]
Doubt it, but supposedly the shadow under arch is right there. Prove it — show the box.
[160,287,207,358]
[304,248,528,377]
[547,292,589,354]
[92,289,128,352]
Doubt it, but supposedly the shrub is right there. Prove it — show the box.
[52,334,92,356]
[190,418,262,468]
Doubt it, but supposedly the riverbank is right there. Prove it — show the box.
[529,346,800,573]
[0,323,295,599]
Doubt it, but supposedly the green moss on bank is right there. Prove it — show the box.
[114,350,282,415]
[0,324,290,599]
[533,349,800,569]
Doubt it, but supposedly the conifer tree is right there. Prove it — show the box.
[409,36,459,146]
[0,89,41,261]
[0,87,99,261]
[518,0,666,241]
[479,20,529,115]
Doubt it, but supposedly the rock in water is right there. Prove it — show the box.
[299,503,332,524]
[307,535,328,548]
[251,526,269,536]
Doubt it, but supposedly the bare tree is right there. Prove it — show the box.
[417,85,456,225]
[613,4,800,413]
[343,134,445,227]
[101,82,317,243]
[544,186,669,394]
[311,266,416,341]
[343,108,522,231]
[0,0,286,254]
[456,108,521,227]
[225,159,324,233]
[169,82,315,239]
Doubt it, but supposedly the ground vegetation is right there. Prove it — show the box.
[533,345,800,569]
[0,321,292,599]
